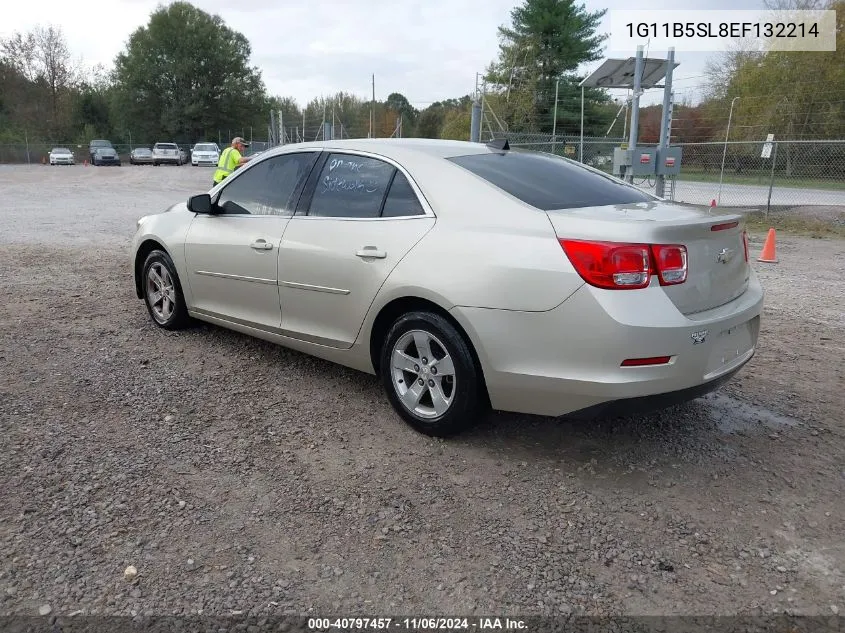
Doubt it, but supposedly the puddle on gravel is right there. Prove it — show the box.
[701,392,801,433]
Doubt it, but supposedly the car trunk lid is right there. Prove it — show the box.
[545,201,751,315]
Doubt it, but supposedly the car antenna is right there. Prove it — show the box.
[486,138,509,151]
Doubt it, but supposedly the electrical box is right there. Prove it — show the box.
[612,147,656,177]
[655,146,683,176]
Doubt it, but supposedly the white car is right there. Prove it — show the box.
[152,142,182,166]
[191,143,220,167]
[49,147,75,165]
[130,138,763,437]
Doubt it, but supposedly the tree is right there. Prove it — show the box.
[0,25,78,139]
[33,26,77,135]
[385,92,417,136]
[111,1,267,142]
[484,0,608,134]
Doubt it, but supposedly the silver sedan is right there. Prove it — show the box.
[130,138,764,437]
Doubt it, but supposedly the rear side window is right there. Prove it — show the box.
[381,172,425,217]
[307,154,395,218]
[447,150,654,210]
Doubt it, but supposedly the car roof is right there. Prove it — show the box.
[264,138,496,161]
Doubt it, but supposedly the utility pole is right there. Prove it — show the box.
[551,77,560,153]
[626,45,644,183]
[370,74,375,138]
[655,47,675,198]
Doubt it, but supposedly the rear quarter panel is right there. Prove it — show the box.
[373,156,584,313]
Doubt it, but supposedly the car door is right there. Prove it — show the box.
[277,151,436,348]
[183,150,321,329]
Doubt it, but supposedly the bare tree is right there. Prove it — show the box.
[32,25,77,130]
[0,32,38,82]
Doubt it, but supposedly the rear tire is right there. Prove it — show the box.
[380,311,486,437]
[141,250,190,330]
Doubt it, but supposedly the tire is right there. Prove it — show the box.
[141,249,190,330]
[380,311,486,437]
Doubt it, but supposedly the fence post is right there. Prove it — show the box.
[766,141,778,217]
[25,130,31,165]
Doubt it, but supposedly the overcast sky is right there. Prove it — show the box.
[3,0,765,109]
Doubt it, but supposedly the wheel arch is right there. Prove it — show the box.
[367,295,490,404]
[134,238,175,299]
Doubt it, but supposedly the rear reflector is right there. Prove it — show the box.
[621,356,672,367]
[711,221,739,231]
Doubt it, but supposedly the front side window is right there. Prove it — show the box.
[215,152,319,216]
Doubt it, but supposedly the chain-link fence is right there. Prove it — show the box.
[486,133,845,212]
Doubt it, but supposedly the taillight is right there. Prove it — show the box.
[559,240,651,289]
[559,239,688,290]
[652,244,687,285]
[742,230,749,262]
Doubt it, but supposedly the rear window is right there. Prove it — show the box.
[156,143,178,149]
[447,150,654,210]
[194,144,217,151]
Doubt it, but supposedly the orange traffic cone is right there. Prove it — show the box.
[757,228,778,263]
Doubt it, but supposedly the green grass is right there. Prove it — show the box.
[743,212,845,239]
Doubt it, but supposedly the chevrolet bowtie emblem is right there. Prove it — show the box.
[716,247,735,264]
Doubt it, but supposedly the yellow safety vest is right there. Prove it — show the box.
[213,147,242,183]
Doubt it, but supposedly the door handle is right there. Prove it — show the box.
[356,246,387,259]
[250,239,273,250]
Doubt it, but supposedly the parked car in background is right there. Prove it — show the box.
[191,143,220,166]
[152,143,182,166]
[49,147,75,165]
[89,139,113,163]
[130,147,154,165]
[92,147,121,166]
[130,138,763,438]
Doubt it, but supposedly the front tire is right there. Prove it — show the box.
[141,250,190,330]
[380,311,486,437]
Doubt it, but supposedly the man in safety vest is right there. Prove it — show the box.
[212,137,251,186]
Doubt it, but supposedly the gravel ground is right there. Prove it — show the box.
[1,165,844,619]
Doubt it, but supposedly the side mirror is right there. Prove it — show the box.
[187,193,212,214]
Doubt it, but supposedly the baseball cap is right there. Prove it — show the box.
[232,136,250,147]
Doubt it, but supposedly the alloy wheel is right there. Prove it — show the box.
[390,329,456,419]
[146,262,177,324]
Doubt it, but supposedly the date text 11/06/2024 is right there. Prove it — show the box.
[625,21,821,39]
[307,617,527,630]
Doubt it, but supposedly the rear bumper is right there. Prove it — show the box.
[450,270,764,418]
[563,364,744,420]
[155,156,181,164]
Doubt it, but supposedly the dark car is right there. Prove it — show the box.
[93,147,121,166]
[130,147,154,165]
[89,139,114,163]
